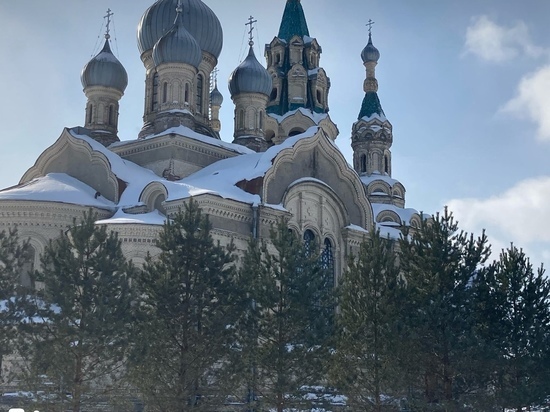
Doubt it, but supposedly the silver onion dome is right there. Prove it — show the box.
[210,84,223,106]
[81,39,128,93]
[152,9,202,68]
[137,0,223,59]
[229,47,272,97]
[361,33,380,63]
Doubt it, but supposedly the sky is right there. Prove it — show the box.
[0,0,549,268]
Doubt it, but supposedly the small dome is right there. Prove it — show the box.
[210,84,223,106]
[229,47,272,97]
[81,40,128,93]
[137,0,223,59]
[361,33,380,63]
[152,10,202,68]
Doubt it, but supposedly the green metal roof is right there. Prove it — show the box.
[278,0,310,42]
[358,92,386,119]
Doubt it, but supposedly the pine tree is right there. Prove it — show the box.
[129,200,237,412]
[398,208,491,410]
[236,220,334,412]
[473,245,550,411]
[0,227,30,381]
[19,211,137,412]
[332,230,403,411]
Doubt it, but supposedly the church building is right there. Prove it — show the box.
[0,0,422,285]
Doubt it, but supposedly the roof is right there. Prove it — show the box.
[358,92,385,120]
[278,0,310,42]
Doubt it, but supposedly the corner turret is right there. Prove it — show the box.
[81,9,128,145]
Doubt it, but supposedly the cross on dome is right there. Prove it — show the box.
[246,15,257,47]
[104,8,113,40]
[366,19,375,35]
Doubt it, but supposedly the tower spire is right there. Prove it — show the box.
[278,0,310,41]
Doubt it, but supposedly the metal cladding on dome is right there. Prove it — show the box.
[152,9,202,68]
[362,33,380,63]
[81,39,128,93]
[210,84,223,106]
[228,47,273,97]
[137,0,223,59]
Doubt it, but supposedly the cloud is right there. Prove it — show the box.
[446,176,550,265]
[501,65,550,141]
[463,16,545,62]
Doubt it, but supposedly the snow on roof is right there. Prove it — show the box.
[111,125,253,155]
[377,224,403,240]
[0,173,116,210]
[360,112,388,122]
[70,129,166,208]
[361,173,402,188]
[269,107,328,125]
[95,209,166,226]
[372,203,419,225]
[164,126,320,205]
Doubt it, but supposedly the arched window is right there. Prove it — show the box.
[270,88,278,101]
[384,155,390,174]
[86,104,93,124]
[303,229,315,257]
[196,74,204,114]
[321,238,335,288]
[162,82,168,104]
[237,110,245,129]
[151,72,159,111]
[316,89,322,105]
[259,111,264,130]
[184,83,190,104]
[360,154,367,173]
[108,105,114,126]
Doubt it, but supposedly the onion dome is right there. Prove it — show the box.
[210,83,223,106]
[152,6,202,68]
[137,0,223,59]
[229,47,272,97]
[361,33,380,63]
[81,39,128,93]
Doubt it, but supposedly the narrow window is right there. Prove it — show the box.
[151,72,159,111]
[321,238,335,288]
[270,88,278,101]
[196,74,204,113]
[303,229,315,257]
[316,89,322,105]
[162,82,168,104]
[237,110,244,129]
[384,155,390,174]
[184,83,190,103]
[87,104,93,124]
[360,154,367,173]
[108,105,114,126]
[259,111,264,130]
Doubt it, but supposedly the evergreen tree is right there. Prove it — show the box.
[332,230,403,411]
[129,200,237,412]
[398,208,491,410]
[0,227,30,381]
[236,221,334,412]
[19,211,137,412]
[473,245,550,411]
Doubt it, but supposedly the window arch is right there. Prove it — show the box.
[196,74,204,113]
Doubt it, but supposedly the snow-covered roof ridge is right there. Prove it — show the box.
[111,125,254,155]
[361,173,403,188]
[359,112,388,123]
[163,127,321,206]
[372,203,420,225]
[268,107,328,125]
[0,173,116,210]
[96,209,166,226]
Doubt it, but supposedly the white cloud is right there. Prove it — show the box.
[463,16,545,62]
[501,65,550,141]
[446,176,550,266]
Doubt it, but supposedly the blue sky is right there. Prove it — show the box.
[0,0,548,267]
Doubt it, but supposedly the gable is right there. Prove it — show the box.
[263,129,373,228]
